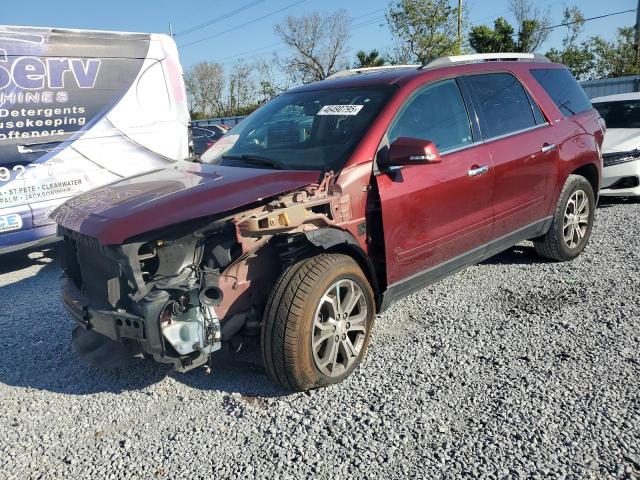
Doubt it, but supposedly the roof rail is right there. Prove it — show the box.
[326,64,421,79]
[423,52,550,69]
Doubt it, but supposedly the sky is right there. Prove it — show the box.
[1,0,636,70]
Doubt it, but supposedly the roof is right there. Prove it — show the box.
[591,92,640,103]
[287,54,558,94]
[0,24,159,40]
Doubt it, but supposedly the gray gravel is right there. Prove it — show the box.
[0,198,639,480]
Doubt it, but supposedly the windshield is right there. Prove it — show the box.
[594,100,640,128]
[201,86,395,171]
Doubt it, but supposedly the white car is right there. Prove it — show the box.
[592,92,640,197]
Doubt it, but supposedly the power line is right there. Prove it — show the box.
[351,7,386,22]
[175,0,267,38]
[215,41,284,64]
[474,0,565,24]
[351,16,386,30]
[179,0,307,49]
[204,9,388,63]
[509,8,635,37]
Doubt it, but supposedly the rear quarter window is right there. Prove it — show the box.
[530,68,592,117]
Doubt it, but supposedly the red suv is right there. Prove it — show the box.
[53,53,603,391]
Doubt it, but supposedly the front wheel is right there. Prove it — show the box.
[534,174,596,261]
[261,253,375,391]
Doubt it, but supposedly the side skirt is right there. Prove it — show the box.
[378,216,552,312]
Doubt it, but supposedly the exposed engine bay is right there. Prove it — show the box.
[60,172,355,371]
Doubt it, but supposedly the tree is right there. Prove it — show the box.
[355,49,385,68]
[469,0,551,54]
[587,27,640,79]
[509,0,551,52]
[184,62,225,117]
[227,61,257,115]
[274,10,350,83]
[254,58,291,101]
[469,17,516,53]
[384,41,414,65]
[386,0,463,64]
[545,6,593,80]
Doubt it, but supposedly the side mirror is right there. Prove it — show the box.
[379,137,442,169]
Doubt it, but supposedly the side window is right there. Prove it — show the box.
[526,90,546,125]
[389,79,473,153]
[530,68,592,117]
[465,73,537,139]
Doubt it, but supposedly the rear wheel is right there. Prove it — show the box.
[261,253,375,391]
[534,174,595,261]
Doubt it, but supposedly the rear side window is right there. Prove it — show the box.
[465,73,537,139]
[389,79,473,153]
[530,68,592,117]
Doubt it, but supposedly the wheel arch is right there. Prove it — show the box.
[571,162,599,197]
[303,228,382,312]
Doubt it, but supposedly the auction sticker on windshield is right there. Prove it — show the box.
[0,213,22,233]
[317,105,364,116]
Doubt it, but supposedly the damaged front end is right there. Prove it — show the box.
[60,172,353,371]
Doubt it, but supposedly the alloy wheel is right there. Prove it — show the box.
[563,189,590,249]
[312,279,368,377]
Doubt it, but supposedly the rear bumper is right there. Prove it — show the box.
[61,275,207,371]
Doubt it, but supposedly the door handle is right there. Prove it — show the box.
[467,165,489,177]
[541,143,557,153]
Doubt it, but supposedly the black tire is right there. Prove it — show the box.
[261,253,375,391]
[534,174,596,261]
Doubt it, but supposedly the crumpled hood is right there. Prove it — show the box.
[51,161,320,245]
[602,128,640,154]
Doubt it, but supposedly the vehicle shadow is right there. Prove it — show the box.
[0,247,289,398]
[173,340,289,398]
[481,244,542,266]
[597,196,639,209]
[0,245,57,275]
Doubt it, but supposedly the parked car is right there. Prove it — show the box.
[0,26,189,254]
[53,53,603,391]
[592,92,640,197]
[190,125,228,156]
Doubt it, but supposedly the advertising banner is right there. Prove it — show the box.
[0,26,189,250]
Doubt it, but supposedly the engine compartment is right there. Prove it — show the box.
[60,172,353,371]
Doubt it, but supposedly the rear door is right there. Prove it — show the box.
[462,72,558,238]
[376,78,494,286]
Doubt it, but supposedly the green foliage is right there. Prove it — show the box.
[518,19,541,53]
[468,17,515,53]
[386,0,463,64]
[355,49,386,68]
[468,16,548,54]
[546,46,593,80]
[189,110,208,120]
[586,27,640,79]
[544,6,593,80]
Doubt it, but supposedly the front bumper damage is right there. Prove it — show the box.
[59,171,356,373]
[61,275,221,371]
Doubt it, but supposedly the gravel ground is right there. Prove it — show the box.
[0,198,638,480]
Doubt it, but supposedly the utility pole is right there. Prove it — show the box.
[457,0,463,54]
[635,0,640,68]
[169,22,174,38]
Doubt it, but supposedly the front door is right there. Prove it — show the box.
[376,78,494,287]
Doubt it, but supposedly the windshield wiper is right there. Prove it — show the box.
[222,154,285,170]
